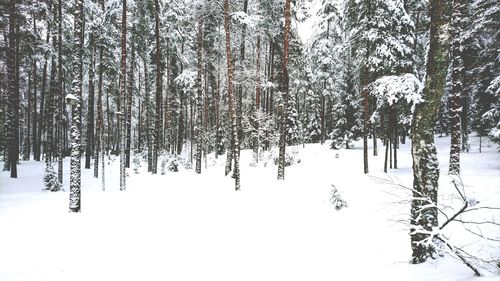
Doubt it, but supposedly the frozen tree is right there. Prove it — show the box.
[306,90,322,143]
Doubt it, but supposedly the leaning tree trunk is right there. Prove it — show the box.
[119,0,127,191]
[69,0,84,212]
[410,0,451,263]
[277,0,292,180]
[223,0,240,190]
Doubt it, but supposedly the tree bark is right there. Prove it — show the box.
[223,0,240,190]
[85,33,96,170]
[152,0,162,174]
[6,0,19,177]
[277,0,292,180]
[69,0,84,212]
[410,0,451,263]
[119,0,127,191]
[195,19,203,174]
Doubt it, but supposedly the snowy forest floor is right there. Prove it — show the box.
[1,135,499,281]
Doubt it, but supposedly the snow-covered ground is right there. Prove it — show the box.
[0,135,499,281]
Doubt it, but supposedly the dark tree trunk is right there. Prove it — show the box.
[410,0,451,263]
[57,0,64,183]
[6,0,19,177]
[448,0,464,175]
[85,34,96,170]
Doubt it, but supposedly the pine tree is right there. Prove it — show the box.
[306,89,322,143]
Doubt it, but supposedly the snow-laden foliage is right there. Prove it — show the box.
[43,164,62,192]
[330,185,348,210]
[370,74,422,106]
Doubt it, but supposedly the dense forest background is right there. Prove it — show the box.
[0,0,499,267]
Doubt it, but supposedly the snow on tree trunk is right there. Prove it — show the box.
[153,0,162,175]
[119,0,127,191]
[223,0,240,190]
[69,0,84,212]
[277,0,292,180]
[195,19,203,174]
[448,0,465,175]
[410,0,451,263]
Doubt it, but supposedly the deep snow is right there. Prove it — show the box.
[0,135,499,281]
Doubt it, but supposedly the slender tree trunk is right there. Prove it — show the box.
[57,0,64,184]
[85,34,96,169]
[410,0,451,263]
[144,59,152,171]
[36,26,49,162]
[448,0,464,175]
[277,0,292,180]
[152,0,162,174]
[126,39,135,168]
[95,47,104,178]
[362,68,369,174]
[6,0,19,177]
[69,0,84,212]
[119,0,127,191]
[195,19,203,174]
[223,0,240,190]
[24,65,32,161]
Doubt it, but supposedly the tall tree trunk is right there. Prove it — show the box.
[57,0,64,184]
[410,0,451,263]
[119,0,127,191]
[126,39,135,168]
[85,34,96,169]
[277,0,292,180]
[195,19,203,174]
[223,0,240,190]
[95,46,104,178]
[6,0,19,177]
[69,0,84,212]
[448,0,463,175]
[153,0,162,174]
[36,26,50,162]
[24,65,32,161]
